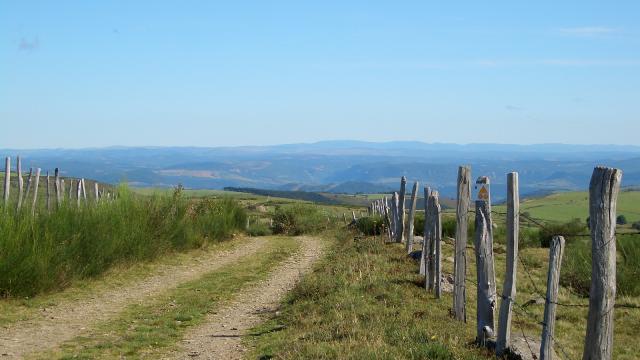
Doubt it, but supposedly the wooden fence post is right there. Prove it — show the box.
[76,179,82,207]
[25,167,33,201]
[474,176,496,345]
[583,166,622,360]
[406,181,419,254]
[54,168,61,207]
[81,178,87,202]
[540,235,565,360]
[3,156,10,208]
[94,182,100,203]
[391,192,399,242]
[31,168,41,215]
[68,179,74,201]
[420,186,431,276]
[497,172,519,355]
[397,176,407,243]
[454,166,470,322]
[432,191,443,298]
[16,156,24,212]
[46,171,51,212]
[60,179,65,202]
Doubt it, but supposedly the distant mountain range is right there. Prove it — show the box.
[2,141,640,200]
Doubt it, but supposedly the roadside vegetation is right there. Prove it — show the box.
[0,185,247,297]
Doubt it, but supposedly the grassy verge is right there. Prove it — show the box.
[32,236,299,359]
[0,239,242,327]
[0,185,246,297]
[246,230,640,359]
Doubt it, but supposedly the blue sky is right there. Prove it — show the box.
[1,1,639,148]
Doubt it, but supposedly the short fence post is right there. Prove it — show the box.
[94,182,100,203]
[406,181,419,254]
[81,178,87,202]
[474,176,496,345]
[397,176,407,243]
[454,166,470,322]
[16,156,24,212]
[583,166,622,360]
[31,168,41,215]
[432,191,443,298]
[60,179,65,202]
[540,235,565,360]
[497,172,519,355]
[3,156,10,208]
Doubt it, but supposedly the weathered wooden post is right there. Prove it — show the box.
[406,181,419,254]
[426,191,438,291]
[540,235,565,360]
[420,186,431,276]
[390,192,399,242]
[583,166,622,360]
[454,166,470,321]
[497,172,519,355]
[68,179,74,201]
[60,179,65,202]
[54,168,61,207]
[16,156,24,212]
[46,171,51,211]
[474,176,496,345]
[76,179,82,207]
[94,182,100,203]
[397,176,407,243]
[351,210,357,222]
[432,191,443,298]
[25,167,33,200]
[3,156,10,208]
[31,168,41,215]
[81,178,87,202]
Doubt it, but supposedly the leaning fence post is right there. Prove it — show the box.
[454,166,470,322]
[406,181,419,254]
[497,172,519,355]
[474,176,496,345]
[540,235,566,360]
[16,156,24,212]
[31,168,41,215]
[3,156,10,208]
[432,191,443,298]
[397,176,407,243]
[583,166,622,360]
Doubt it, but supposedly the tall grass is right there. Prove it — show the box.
[0,185,246,297]
[271,203,327,235]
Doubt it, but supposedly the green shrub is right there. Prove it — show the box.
[617,215,628,225]
[355,216,384,235]
[247,222,273,236]
[633,221,640,231]
[537,218,586,247]
[0,184,246,297]
[561,234,640,297]
[272,203,326,235]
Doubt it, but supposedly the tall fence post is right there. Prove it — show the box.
[497,172,519,354]
[16,156,24,212]
[583,166,622,360]
[474,176,496,345]
[60,179,65,202]
[397,177,407,243]
[94,182,100,203]
[54,168,61,207]
[25,167,33,201]
[31,168,41,215]
[540,235,565,360]
[432,191,443,298]
[81,178,87,202]
[46,171,51,212]
[454,166,470,322]
[406,181,419,254]
[420,186,431,276]
[76,179,82,207]
[391,192,399,242]
[3,156,10,208]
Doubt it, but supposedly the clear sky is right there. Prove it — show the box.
[1,1,639,148]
